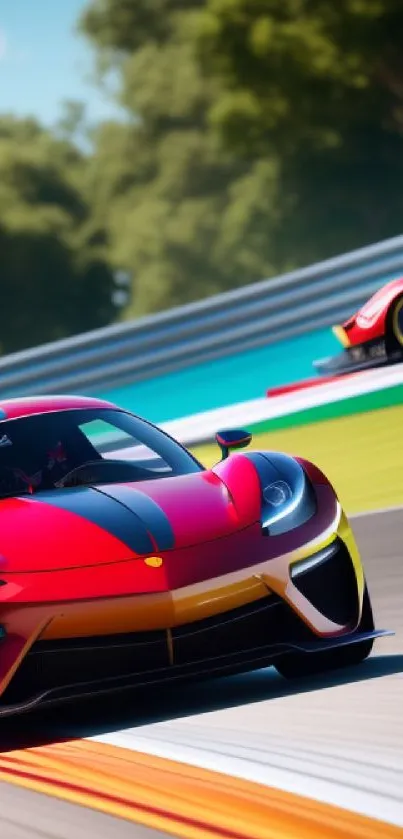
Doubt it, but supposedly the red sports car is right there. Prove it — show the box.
[314,277,403,374]
[0,395,390,716]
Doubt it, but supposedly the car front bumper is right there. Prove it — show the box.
[0,499,388,716]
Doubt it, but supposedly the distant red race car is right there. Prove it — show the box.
[314,277,403,375]
[0,395,391,716]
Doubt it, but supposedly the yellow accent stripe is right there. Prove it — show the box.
[337,510,365,613]
[332,325,351,348]
[0,740,400,839]
[392,297,403,345]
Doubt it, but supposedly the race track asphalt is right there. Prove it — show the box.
[1,507,402,837]
[0,781,169,839]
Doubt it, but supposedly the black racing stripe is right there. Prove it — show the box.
[35,488,154,555]
[98,485,175,551]
[243,452,281,487]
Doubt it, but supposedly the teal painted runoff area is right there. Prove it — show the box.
[97,327,340,424]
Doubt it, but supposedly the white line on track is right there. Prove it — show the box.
[92,724,403,828]
[90,507,403,828]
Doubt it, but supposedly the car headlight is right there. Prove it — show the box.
[258,453,316,536]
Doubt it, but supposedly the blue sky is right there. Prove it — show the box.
[0,0,119,127]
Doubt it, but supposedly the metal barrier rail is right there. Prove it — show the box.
[2,234,403,397]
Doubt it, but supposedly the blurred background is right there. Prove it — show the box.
[3,0,403,354]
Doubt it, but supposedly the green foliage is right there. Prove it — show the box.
[195,0,399,153]
[0,116,117,354]
[4,0,403,354]
[77,0,403,319]
[77,0,288,318]
[193,0,403,258]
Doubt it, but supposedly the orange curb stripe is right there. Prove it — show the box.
[0,739,401,839]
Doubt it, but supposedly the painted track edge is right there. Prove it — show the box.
[1,740,402,839]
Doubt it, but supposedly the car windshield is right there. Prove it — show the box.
[0,408,203,497]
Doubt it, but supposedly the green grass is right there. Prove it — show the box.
[192,404,403,514]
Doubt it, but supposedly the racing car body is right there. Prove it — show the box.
[315,277,403,375]
[0,395,390,715]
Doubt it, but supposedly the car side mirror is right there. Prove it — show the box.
[215,428,252,460]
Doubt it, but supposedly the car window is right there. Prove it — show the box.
[0,408,202,496]
[78,417,171,472]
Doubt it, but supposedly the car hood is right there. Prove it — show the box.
[0,466,261,573]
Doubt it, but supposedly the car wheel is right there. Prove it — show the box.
[386,294,403,354]
[274,583,374,680]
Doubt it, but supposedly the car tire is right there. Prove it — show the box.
[386,294,403,354]
[274,583,374,680]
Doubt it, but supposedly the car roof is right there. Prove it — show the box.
[0,395,118,421]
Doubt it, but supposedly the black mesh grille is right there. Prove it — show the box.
[291,538,358,626]
[2,630,169,705]
[172,595,309,665]
[1,595,304,706]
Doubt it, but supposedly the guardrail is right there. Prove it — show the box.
[2,234,403,398]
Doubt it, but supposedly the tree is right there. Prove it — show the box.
[78,0,403,314]
[78,0,288,319]
[56,100,88,146]
[193,0,403,260]
[0,116,118,353]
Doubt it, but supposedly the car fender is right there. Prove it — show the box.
[337,277,403,346]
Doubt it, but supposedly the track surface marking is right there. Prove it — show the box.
[0,780,168,839]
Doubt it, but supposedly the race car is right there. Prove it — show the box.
[0,395,390,716]
[314,277,403,375]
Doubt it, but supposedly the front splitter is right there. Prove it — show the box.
[0,627,392,719]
